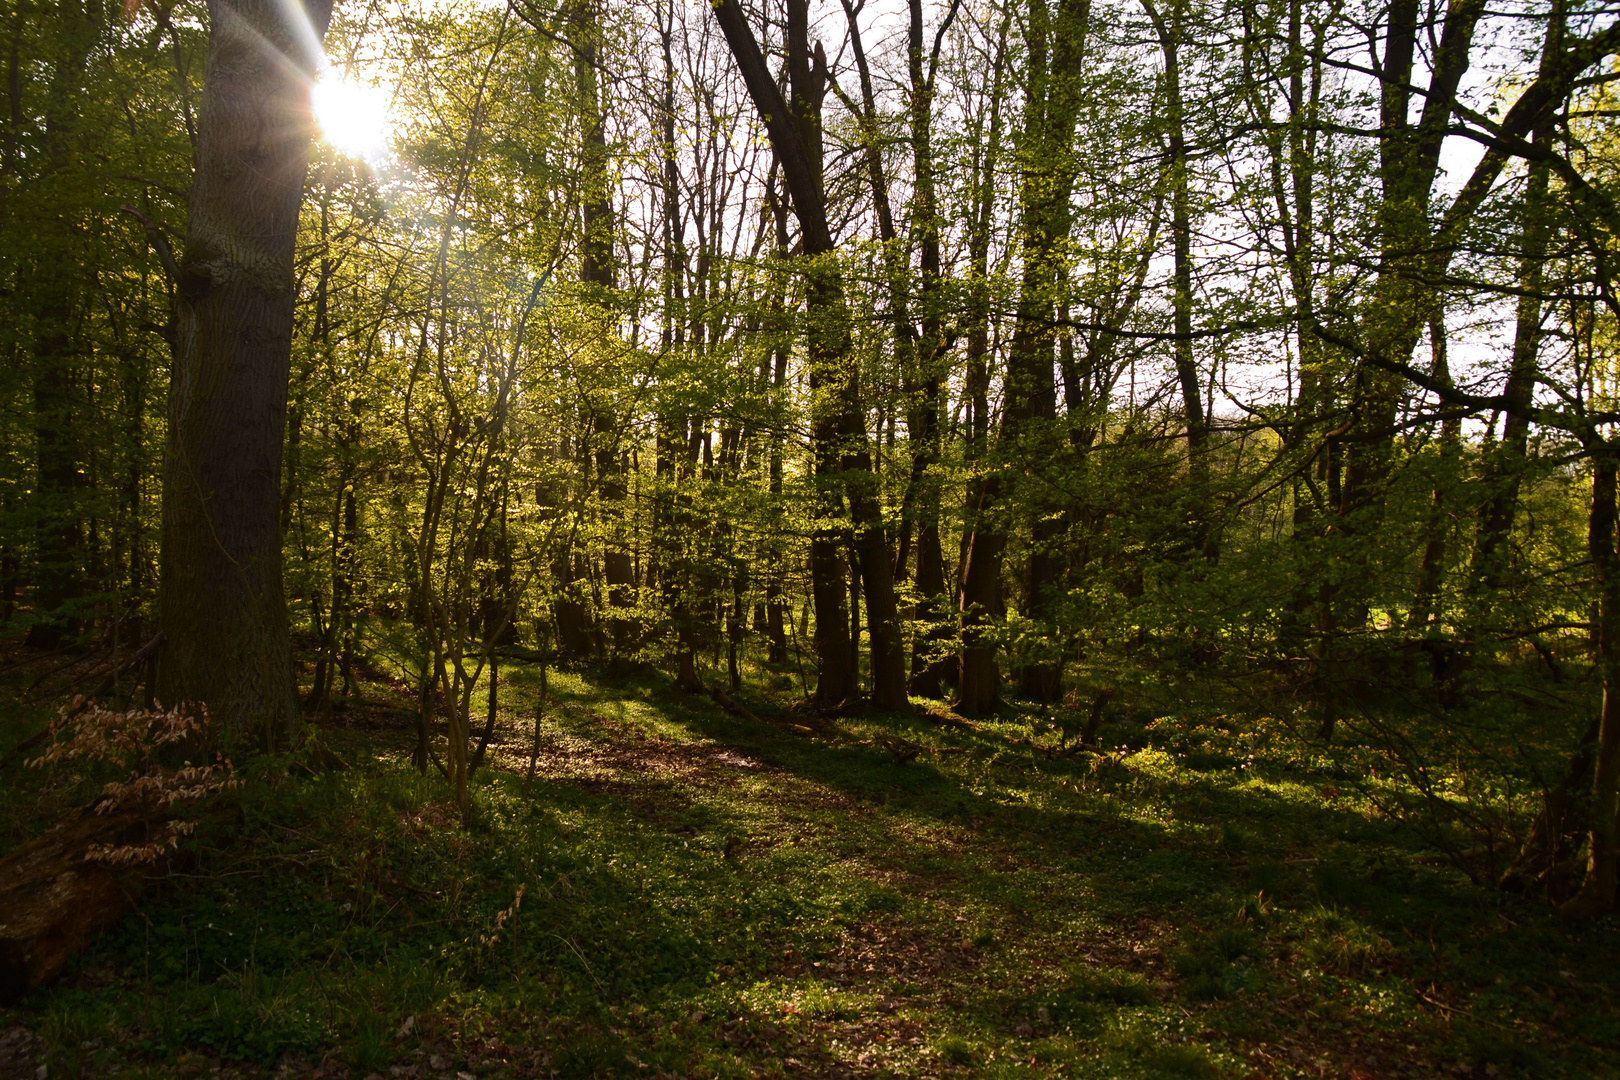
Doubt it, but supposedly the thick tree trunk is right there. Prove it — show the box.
[1472,96,1559,594]
[957,479,1005,715]
[1500,716,1599,898]
[158,0,332,744]
[1341,0,1483,517]
[810,530,856,707]
[571,0,635,667]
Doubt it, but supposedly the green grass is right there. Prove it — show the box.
[1,655,1617,1078]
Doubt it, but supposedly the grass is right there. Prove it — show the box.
[0,651,1617,1079]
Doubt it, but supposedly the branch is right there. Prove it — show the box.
[119,205,182,284]
[710,0,835,254]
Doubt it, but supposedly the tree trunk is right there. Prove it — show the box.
[1471,38,1560,595]
[902,0,953,699]
[957,481,1005,715]
[158,0,332,745]
[23,0,98,649]
[959,0,1086,711]
[0,802,169,1004]
[1563,451,1620,920]
[951,16,1008,705]
[1411,318,1460,631]
[712,0,898,711]
[571,0,635,668]
[1145,0,1212,558]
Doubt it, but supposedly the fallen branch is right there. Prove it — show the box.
[707,683,763,724]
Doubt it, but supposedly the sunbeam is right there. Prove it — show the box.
[311,69,394,163]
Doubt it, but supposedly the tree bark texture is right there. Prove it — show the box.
[0,803,167,1004]
[159,0,332,744]
[957,0,1086,712]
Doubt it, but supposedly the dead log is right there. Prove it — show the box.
[707,683,763,724]
[0,804,168,1003]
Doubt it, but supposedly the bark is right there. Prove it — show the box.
[1309,0,1485,736]
[1411,318,1460,631]
[0,803,168,1004]
[1500,716,1599,898]
[903,0,955,699]
[159,0,332,745]
[571,0,636,666]
[764,256,791,666]
[1144,0,1212,558]
[654,6,699,687]
[953,10,1010,707]
[1263,0,1327,656]
[24,0,99,649]
[1471,16,1561,595]
[956,492,1005,715]
[1562,452,1620,919]
[1342,0,1485,514]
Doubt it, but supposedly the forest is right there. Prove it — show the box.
[2,0,1620,1074]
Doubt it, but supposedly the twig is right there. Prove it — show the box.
[554,933,607,993]
[85,633,165,703]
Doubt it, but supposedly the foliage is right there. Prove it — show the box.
[28,697,237,864]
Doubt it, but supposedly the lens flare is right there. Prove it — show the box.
[312,71,393,163]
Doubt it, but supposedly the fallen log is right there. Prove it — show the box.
[0,803,168,1004]
[707,683,763,724]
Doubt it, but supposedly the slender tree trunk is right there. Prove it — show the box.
[24,0,97,649]
[713,0,903,709]
[952,11,1009,706]
[1563,451,1620,919]
[904,0,954,698]
[158,0,332,744]
[1472,65,1560,595]
[764,263,791,665]
[1145,0,1212,557]
[1412,318,1460,631]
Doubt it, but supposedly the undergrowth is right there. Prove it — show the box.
[0,652,1615,1079]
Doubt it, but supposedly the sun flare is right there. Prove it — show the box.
[311,71,393,163]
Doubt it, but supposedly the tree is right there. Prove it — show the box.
[158,0,334,744]
[712,0,908,711]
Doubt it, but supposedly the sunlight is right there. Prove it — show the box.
[311,69,393,163]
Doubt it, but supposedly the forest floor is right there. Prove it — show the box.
[0,650,1617,1080]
